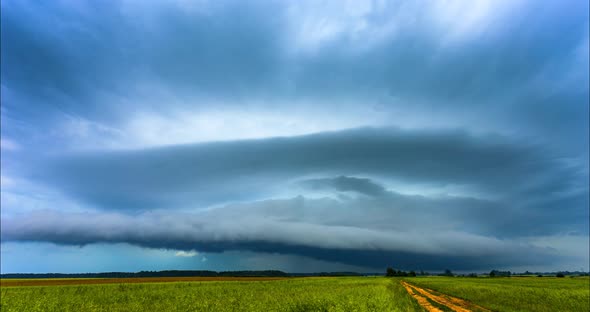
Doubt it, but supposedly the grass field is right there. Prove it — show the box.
[2,276,589,311]
[404,276,590,312]
[0,277,423,312]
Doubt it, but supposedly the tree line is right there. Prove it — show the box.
[385,267,589,278]
[386,267,416,277]
[0,270,380,279]
[0,270,289,279]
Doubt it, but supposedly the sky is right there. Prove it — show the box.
[1,0,588,274]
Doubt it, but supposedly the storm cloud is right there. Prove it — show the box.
[1,0,588,272]
[0,194,574,270]
[30,127,586,211]
[3,167,586,269]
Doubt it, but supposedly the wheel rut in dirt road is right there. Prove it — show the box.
[401,281,444,312]
[401,281,491,312]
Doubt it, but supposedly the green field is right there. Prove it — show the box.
[405,276,590,312]
[2,276,589,311]
[0,277,422,312]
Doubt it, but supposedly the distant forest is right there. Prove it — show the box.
[0,270,370,279]
[2,270,587,279]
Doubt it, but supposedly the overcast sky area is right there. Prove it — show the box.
[1,0,588,274]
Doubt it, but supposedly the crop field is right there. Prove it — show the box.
[0,277,422,312]
[1,276,588,311]
[404,276,590,312]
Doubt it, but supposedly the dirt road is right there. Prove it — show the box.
[401,281,490,312]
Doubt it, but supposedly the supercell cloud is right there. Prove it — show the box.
[1,0,588,273]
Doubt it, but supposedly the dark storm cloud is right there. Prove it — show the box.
[3,126,587,269]
[31,127,585,213]
[302,176,387,197]
[0,200,568,270]
[0,0,289,143]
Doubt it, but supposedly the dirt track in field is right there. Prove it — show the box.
[401,281,490,312]
[0,276,290,287]
[402,281,444,312]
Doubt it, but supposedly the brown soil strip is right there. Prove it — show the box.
[415,285,491,312]
[401,281,443,312]
[0,276,290,287]
[401,281,490,312]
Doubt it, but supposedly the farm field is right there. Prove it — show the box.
[404,276,590,312]
[2,276,589,311]
[0,276,422,312]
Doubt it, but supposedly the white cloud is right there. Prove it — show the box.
[56,115,124,150]
[0,181,91,218]
[0,175,15,187]
[174,250,199,257]
[117,108,380,148]
[526,235,589,262]
[285,0,398,53]
[0,137,19,151]
[429,0,525,45]
[285,0,520,54]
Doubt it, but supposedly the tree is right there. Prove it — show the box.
[490,270,511,277]
[444,269,454,277]
[386,267,395,277]
[409,271,416,277]
[556,272,565,278]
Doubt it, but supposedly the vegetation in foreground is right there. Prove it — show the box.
[405,276,590,312]
[3,274,588,311]
[0,277,423,312]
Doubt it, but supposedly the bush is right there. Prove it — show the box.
[556,273,565,278]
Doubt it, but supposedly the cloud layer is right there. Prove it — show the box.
[31,128,586,211]
[0,194,574,270]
